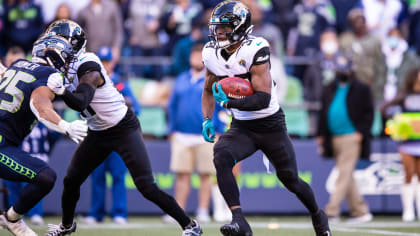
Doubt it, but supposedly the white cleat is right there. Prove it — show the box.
[0,213,37,236]
[44,222,76,236]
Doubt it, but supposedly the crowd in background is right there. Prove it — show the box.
[1,0,420,135]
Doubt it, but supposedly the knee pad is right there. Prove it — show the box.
[213,149,236,171]
[35,167,57,192]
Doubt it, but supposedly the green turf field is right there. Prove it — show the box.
[6,216,420,236]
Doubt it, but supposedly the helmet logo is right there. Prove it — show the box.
[233,2,247,17]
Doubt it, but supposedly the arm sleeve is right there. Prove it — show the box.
[62,83,95,112]
[226,91,271,111]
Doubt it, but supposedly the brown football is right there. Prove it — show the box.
[217,77,253,99]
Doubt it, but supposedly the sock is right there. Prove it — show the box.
[7,207,22,222]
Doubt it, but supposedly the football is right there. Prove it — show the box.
[216,77,253,99]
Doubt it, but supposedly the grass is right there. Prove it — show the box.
[8,216,420,236]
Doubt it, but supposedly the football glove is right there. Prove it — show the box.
[58,120,88,144]
[202,118,215,143]
[212,83,229,108]
[47,72,66,95]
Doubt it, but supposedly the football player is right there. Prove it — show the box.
[43,20,202,236]
[201,1,332,236]
[0,35,88,236]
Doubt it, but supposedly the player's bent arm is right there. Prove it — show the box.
[61,71,103,112]
[30,86,66,133]
[202,68,218,120]
[225,62,272,111]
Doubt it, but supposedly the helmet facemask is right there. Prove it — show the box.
[32,35,74,78]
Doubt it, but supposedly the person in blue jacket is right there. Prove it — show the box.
[164,43,226,223]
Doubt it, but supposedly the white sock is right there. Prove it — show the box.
[401,184,415,221]
[416,185,420,220]
[7,207,22,221]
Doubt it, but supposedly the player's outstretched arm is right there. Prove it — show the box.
[225,62,272,111]
[53,70,103,112]
[30,86,87,143]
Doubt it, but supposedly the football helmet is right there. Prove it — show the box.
[208,0,253,49]
[45,19,86,58]
[32,35,74,74]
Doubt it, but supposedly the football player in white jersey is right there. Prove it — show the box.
[201,1,331,236]
[42,20,202,236]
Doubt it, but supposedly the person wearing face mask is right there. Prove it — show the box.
[317,55,374,223]
[382,28,420,102]
[303,30,339,105]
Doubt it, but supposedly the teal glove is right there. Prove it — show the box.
[202,118,215,143]
[212,83,229,108]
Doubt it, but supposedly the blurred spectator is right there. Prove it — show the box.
[356,0,407,40]
[271,53,288,105]
[84,46,140,225]
[128,0,166,79]
[382,28,420,101]
[170,25,205,76]
[0,2,5,57]
[267,0,298,42]
[159,0,203,56]
[53,3,71,21]
[42,3,72,29]
[244,0,284,57]
[330,0,358,33]
[339,8,386,103]
[303,30,339,103]
[2,0,43,53]
[317,55,374,223]
[381,68,420,222]
[4,46,25,67]
[164,43,225,223]
[34,0,78,25]
[78,0,123,63]
[409,2,420,56]
[4,123,52,226]
[287,0,336,80]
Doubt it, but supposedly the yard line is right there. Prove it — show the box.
[333,227,420,236]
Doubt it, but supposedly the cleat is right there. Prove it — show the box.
[182,220,202,236]
[45,222,76,236]
[220,217,252,236]
[0,212,37,236]
[312,210,332,236]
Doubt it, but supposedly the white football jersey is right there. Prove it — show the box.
[202,36,279,120]
[67,52,127,131]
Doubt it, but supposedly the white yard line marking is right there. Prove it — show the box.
[32,221,420,235]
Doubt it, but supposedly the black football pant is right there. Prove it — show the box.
[61,125,191,229]
[213,122,320,214]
